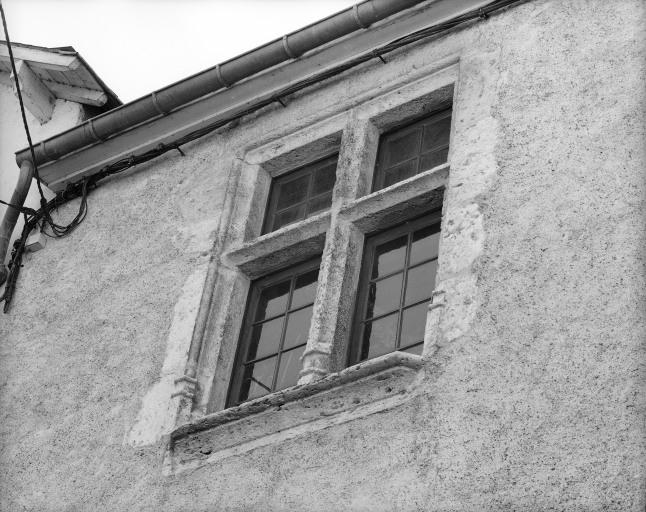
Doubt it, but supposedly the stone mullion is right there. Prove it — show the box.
[298,221,364,384]
[298,117,379,384]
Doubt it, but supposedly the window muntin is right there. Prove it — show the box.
[262,154,338,234]
[349,211,441,365]
[227,259,321,407]
[372,108,451,191]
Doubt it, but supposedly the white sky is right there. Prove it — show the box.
[2,0,357,103]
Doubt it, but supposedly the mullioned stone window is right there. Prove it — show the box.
[165,64,458,474]
[228,107,449,407]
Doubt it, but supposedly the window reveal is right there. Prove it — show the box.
[227,258,321,407]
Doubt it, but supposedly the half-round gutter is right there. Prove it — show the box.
[15,0,424,169]
[0,160,34,285]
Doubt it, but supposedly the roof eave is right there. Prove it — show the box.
[16,0,517,192]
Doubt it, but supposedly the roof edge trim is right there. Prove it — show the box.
[15,0,425,169]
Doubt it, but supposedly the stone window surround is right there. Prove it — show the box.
[188,63,458,418]
[163,62,461,474]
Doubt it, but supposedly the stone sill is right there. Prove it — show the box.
[166,352,422,475]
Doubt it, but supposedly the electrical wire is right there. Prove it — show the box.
[0,0,524,311]
[0,0,49,211]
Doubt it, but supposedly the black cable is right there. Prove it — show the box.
[0,0,524,311]
[0,198,37,216]
[0,0,49,212]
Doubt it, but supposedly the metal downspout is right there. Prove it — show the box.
[0,159,34,285]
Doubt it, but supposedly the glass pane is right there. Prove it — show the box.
[400,302,429,348]
[276,173,309,210]
[272,204,306,230]
[362,313,398,360]
[275,345,306,391]
[248,316,284,361]
[384,128,421,167]
[410,225,440,266]
[291,269,319,309]
[421,116,451,151]
[367,273,403,319]
[405,260,437,306]
[241,356,276,401]
[372,235,407,278]
[255,280,291,321]
[419,147,448,172]
[306,192,332,216]
[399,342,423,356]
[312,162,336,195]
[283,305,313,350]
[382,159,417,188]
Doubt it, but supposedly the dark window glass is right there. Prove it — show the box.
[312,162,337,195]
[368,273,404,318]
[404,260,437,306]
[384,129,421,167]
[255,280,291,321]
[373,108,451,191]
[241,356,276,401]
[272,205,307,232]
[383,160,417,188]
[400,302,429,348]
[372,236,407,278]
[421,115,451,151]
[283,306,313,350]
[349,212,441,365]
[306,192,333,216]
[276,174,309,210]
[263,154,338,234]
[410,225,440,265]
[291,269,319,309]
[361,313,398,360]
[249,317,284,360]
[419,149,449,173]
[228,258,321,406]
[275,345,307,391]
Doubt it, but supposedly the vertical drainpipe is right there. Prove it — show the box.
[0,159,34,285]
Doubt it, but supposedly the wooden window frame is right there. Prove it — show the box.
[262,153,339,234]
[372,107,451,192]
[348,209,442,366]
[227,257,322,407]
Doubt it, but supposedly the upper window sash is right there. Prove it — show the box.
[372,107,451,192]
[262,154,338,234]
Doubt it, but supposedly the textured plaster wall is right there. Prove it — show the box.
[0,1,644,510]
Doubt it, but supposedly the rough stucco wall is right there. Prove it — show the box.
[0,1,644,510]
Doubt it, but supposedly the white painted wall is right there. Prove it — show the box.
[0,73,85,264]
